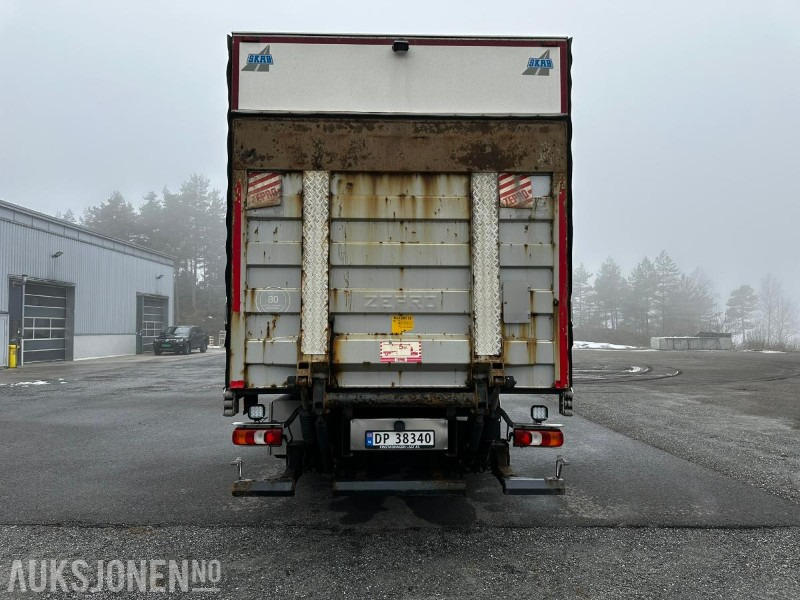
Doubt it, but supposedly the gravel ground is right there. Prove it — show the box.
[574,350,800,504]
[1,349,799,598]
[0,525,798,599]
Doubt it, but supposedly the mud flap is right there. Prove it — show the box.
[490,441,565,496]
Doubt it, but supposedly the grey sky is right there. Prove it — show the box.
[1,0,798,304]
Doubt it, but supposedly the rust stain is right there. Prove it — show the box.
[229,312,247,382]
[245,288,258,312]
[331,336,346,365]
[504,323,531,341]
[268,316,278,338]
[233,117,567,173]
[527,339,538,365]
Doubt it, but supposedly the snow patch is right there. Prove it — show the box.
[574,341,639,350]
[9,380,50,387]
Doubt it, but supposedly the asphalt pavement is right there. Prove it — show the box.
[0,348,798,598]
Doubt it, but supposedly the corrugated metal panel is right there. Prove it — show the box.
[242,173,303,387]
[499,179,558,387]
[329,173,471,388]
[0,220,175,333]
[236,170,561,390]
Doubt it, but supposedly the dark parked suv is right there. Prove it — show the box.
[153,325,208,355]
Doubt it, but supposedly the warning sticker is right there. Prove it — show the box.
[380,341,422,364]
[247,171,282,208]
[499,173,533,208]
[391,314,414,334]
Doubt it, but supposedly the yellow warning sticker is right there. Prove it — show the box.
[391,314,414,334]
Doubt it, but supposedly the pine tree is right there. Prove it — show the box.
[81,191,140,244]
[654,250,681,335]
[626,257,657,338]
[672,270,717,335]
[572,263,593,328]
[160,175,225,321]
[689,270,718,333]
[725,284,758,345]
[79,176,227,331]
[138,191,166,250]
[55,209,77,223]
[594,258,627,330]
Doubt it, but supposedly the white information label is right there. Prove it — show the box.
[380,341,422,363]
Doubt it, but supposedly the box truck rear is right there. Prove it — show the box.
[224,33,573,496]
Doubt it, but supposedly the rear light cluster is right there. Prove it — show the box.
[513,428,563,447]
[232,427,283,446]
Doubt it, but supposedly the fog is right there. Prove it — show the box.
[1,0,798,304]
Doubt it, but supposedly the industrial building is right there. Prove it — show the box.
[0,199,175,367]
[650,334,733,351]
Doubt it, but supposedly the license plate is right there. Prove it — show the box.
[161,343,171,348]
[365,430,435,449]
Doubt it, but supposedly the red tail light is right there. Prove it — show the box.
[513,428,563,447]
[232,427,283,446]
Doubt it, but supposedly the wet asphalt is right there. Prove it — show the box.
[0,349,798,598]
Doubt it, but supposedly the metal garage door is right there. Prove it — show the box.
[138,296,167,353]
[22,283,67,363]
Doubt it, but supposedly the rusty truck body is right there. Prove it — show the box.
[224,33,573,496]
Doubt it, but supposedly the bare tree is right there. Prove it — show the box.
[774,293,798,349]
[759,274,781,348]
[749,275,798,350]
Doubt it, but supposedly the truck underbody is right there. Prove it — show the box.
[227,384,572,497]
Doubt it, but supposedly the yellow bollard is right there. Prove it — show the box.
[8,344,17,369]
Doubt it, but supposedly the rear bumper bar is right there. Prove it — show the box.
[497,476,565,495]
[232,478,296,497]
[333,479,466,496]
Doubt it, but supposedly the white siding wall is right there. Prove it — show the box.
[0,314,7,366]
[73,335,137,360]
